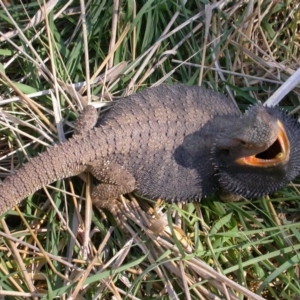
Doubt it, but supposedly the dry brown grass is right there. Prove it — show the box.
[0,1,300,299]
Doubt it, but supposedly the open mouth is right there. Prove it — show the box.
[236,120,290,167]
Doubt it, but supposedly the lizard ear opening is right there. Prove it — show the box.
[235,120,290,167]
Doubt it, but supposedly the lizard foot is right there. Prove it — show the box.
[88,173,136,229]
[92,194,130,229]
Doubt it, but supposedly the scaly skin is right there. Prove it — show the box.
[0,85,299,221]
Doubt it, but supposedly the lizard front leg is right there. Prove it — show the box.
[87,161,136,226]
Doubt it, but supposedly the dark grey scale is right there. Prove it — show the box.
[0,84,300,226]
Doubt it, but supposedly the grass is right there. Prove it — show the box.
[0,0,300,299]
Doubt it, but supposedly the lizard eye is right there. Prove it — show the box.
[238,139,247,146]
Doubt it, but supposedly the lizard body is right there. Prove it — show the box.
[0,85,299,219]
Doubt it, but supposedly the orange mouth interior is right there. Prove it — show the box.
[236,120,290,167]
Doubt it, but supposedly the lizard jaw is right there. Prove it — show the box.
[235,120,290,167]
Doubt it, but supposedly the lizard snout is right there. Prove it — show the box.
[235,120,290,167]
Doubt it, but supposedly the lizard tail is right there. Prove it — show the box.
[0,133,99,215]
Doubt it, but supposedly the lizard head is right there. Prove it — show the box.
[213,104,300,198]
